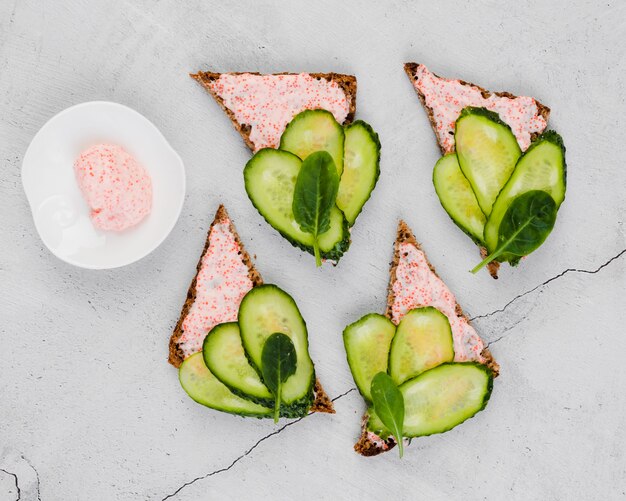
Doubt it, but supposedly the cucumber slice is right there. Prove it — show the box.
[343,313,396,402]
[203,322,273,406]
[238,285,314,417]
[367,363,493,438]
[485,131,566,259]
[388,307,454,385]
[244,148,350,261]
[455,107,521,216]
[433,153,487,244]
[336,121,381,225]
[179,352,271,418]
[401,363,493,437]
[279,109,345,176]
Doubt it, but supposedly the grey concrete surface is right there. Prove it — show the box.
[1,1,625,499]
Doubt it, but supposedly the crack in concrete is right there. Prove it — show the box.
[161,418,304,500]
[160,388,356,500]
[0,468,20,501]
[485,316,526,348]
[471,248,626,323]
[21,455,41,501]
[331,387,356,402]
[485,334,505,349]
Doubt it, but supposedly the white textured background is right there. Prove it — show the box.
[1,1,625,500]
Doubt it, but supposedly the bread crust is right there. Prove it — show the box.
[355,220,499,456]
[403,62,551,155]
[168,205,262,367]
[404,63,549,278]
[169,205,333,413]
[190,71,357,151]
[311,379,335,414]
[354,413,396,457]
[480,246,501,279]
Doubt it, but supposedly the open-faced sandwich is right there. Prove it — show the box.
[170,205,333,420]
[405,63,566,278]
[343,221,499,456]
[192,71,380,267]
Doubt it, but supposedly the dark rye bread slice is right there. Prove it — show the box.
[404,62,551,155]
[169,204,333,414]
[168,204,261,368]
[404,63,550,279]
[385,221,499,374]
[190,71,357,151]
[354,220,499,456]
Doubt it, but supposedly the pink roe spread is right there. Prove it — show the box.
[391,242,485,362]
[178,219,254,358]
[412,64,547,152]
[74,144,152,231]
[209,73,351,151]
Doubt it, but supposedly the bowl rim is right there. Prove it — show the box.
[21,100,187,270]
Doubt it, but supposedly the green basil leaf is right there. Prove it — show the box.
[472,190,557,273]
[261,333,298,423]
[370,372,405,458]
[292,151,339,267]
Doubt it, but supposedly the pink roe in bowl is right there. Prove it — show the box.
[74,144,152,231]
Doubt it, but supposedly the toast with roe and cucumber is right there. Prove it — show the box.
[191,71,357,152]
[170,205,333,420]
[405,63,566,278]
[344,221,498,457]
[192,71,381,267]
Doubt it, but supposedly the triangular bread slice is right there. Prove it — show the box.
[404,63,550,154]
[169,204,333,413]
[191,71,357,152]
[354,221,498,456]
[404,63,550,279]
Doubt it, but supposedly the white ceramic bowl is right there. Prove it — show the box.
[22,101,186,269]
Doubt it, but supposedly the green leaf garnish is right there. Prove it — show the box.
[370,372,405,458]
[261,333,298,423]
[472,190,557,273]
[292,151,339,267]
